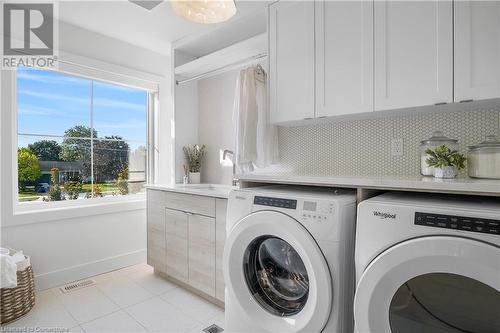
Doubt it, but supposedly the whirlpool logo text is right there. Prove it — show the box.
[373,211,397,219]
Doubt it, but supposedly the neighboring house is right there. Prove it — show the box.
[129,147,146,183]
[39,161,85,184]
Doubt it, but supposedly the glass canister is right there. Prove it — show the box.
[420,131,459,176]
[467,135,500,179]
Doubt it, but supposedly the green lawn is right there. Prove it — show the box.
[18,182,143,202]
[18,190,42,202]
[82,183,120,194]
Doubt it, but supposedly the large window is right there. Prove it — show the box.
[16,67,149,203]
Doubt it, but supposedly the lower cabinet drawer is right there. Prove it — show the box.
[165,192,216,217]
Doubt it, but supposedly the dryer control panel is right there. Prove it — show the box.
[415,212,500,235]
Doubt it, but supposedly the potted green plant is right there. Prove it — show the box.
[183,144,206,184]
[425,145,466,179]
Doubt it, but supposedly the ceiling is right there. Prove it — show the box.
[58,0,271,56]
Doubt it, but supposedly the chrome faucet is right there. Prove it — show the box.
[223,149,239,187]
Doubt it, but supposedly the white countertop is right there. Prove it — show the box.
[146,183,237,199]
[237,173,500,196]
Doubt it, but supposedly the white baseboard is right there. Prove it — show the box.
[35,249,147,291]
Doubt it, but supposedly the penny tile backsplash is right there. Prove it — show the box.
[275,105,500,177]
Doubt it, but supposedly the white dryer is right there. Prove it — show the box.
[223,186,357,333]
[354,192,500,333]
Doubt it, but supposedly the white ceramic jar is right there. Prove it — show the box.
[468,135,500,179]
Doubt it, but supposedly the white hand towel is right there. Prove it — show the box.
[233,68,258,167]
[1,253,18,288]
[233,66,278,174]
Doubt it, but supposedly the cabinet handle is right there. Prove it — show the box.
[317,116,327,119]
[459,99,473,103]
[303,117,313,120]
[434,102,447,106]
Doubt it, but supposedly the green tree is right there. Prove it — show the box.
[63,176,83,200]
[18,148,42,190]
[28,140,61,161]
[60,125,96,162]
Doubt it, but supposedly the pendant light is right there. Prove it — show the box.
[170,0,237,24]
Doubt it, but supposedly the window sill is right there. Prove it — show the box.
[4,194,146,227]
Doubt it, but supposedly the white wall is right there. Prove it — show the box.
[1,22,173,290]
[174,80,199,182]
[1,210,146,290]
[59,22,167,77]
[197,69,239,185]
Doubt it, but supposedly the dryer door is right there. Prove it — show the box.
[224,210,332,332]
[354,236,500,333]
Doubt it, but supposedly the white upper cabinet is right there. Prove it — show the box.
[315,1,373,117]
[374,1,453,110]
[269,1,315,123]
[454,1,500,102]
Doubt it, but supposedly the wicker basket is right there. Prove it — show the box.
[0,256,35,325]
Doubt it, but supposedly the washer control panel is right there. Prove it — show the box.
[254,196,297,209]
[253,195,335,223]
[415,212,500,235]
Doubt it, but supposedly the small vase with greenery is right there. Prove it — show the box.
[425,145,466,179]
[183,144,206,184]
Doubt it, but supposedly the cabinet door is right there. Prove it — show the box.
[165,208,189,283]
[269,0,315,123]
[454,1,500,102]
[315,1,373,117]
[374,1,453,110]
[188,214,216,296]
[215,199,227,302]
[147,190,166,273]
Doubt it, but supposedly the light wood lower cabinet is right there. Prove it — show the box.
[147,189,227,305]
[165,208,189,283]
[188,214,216,295]
[147,191,166,272]
[215,199,227,302]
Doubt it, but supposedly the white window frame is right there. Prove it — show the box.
[1,51,162,226]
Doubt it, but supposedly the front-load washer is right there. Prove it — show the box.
[223,186,357,333]
[354,192,500,333]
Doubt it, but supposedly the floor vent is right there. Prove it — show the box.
[203,324,224,333]
[59,279,96,293]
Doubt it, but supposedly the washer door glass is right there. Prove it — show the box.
[389,273,500,333]
[243,235,309,317]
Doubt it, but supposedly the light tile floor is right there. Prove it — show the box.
[2,263,225,333]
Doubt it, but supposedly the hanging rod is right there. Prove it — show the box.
[176,52,267,85]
